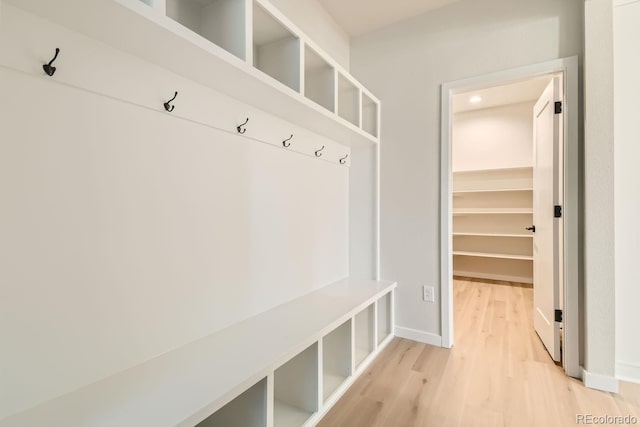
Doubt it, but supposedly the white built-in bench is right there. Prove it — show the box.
[0,279,396,427]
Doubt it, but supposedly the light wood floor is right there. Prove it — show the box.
[319,277,640,427]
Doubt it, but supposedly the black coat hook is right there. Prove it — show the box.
[283,134,294,147]
[164,91,178,112]
[339,154,349,164]
[43,48,60,77]
[315,146,325,157]
[237,118,249,134]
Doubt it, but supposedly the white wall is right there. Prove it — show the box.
[350,0,583,343]
[268,0,350,70]
[583,0,617,386]
[614,0,640,384]
[452,102,534,172]
[0,5,349,418]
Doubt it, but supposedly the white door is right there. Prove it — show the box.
[532,77,562,362]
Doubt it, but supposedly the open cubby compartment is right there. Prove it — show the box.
[274,343,318,427]
[166,0,247,60]
[337,73,360,126]
[304,45,335,112]
[376,292,392,345]
[197,378,268,427]
[253,2,301,92]
[361,92,379,137]
[322,320,352,402]
[354,303,375,368]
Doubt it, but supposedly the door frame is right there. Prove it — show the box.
[439,56,581,378]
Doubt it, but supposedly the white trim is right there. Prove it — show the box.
[440,56,581,376]
[395,327,443,347]
[617,361,640,384]
[583,369,620,393]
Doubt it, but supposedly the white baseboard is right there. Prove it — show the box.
[453,270,533,284]
[583,369,620,393]
[395,326,443,347]
[617,361,640,384]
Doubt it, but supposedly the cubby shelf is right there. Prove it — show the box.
[453,208,533,215]
[453,232,532,238]
[453,188,533,194]
[0,279,396,427]
[6,0,381,147]
[453,251,534,261]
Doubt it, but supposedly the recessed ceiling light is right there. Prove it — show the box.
[470,95,482,104]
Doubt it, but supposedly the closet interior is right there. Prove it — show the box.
[451,77,553,285]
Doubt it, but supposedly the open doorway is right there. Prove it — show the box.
[440,58,580,379]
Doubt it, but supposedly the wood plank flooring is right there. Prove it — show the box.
[318,277,640,427]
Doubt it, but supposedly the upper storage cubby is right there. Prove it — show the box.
[252,2,301,92]
[7,0,381,145]
[337,73,360,127]
[304,45,335,112]
[166,0,247,60]
[362,92,379,137]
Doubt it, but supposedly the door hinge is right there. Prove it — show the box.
[555,309,563,322]
[554,101,562,114]
[554,205,562,218]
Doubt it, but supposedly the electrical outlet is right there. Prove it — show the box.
[423,286,435,302]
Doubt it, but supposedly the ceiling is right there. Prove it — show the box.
[319,0,463,36]
[452,76,554,113]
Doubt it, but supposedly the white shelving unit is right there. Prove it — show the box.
[0,279,396,427]
[321,321,352,402]
[0,2,389,426]
[7,0,380,147]
[354,303,375,368]
[453,167,534,284]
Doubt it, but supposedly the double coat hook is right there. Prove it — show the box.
[282,134,293,147]
[315,146,325,157]
[339,154,349,164]
[237,118,249,134]
[43,48,60,77]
